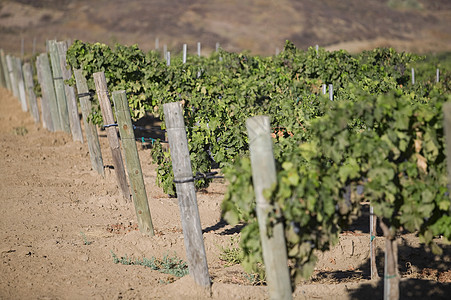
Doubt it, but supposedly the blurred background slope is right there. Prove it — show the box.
[0,0,450,55]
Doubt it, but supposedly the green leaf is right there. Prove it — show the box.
[338,158,360,183]
[368,167,395,186]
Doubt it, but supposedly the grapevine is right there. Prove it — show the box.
[66,40,451,284]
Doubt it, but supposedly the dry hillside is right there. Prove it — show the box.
[0,0,450,56]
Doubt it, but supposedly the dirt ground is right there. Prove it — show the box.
[1,88,451,299]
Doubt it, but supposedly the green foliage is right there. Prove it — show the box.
[67,39,451,284]
[217,236,265,285]
[12,126,28,136]
[79,231,92,245]
[307,89,449,242]
[218,236,243,267]
[110,251,189,277]
[243,272,266,286]
[150,140,175,195]
[66,40,164,123]
[221,46,450,282]
[387,0,423,10]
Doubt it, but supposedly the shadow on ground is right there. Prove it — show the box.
[349,278,451,299]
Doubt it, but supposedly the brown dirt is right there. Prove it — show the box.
[1,88,451,300]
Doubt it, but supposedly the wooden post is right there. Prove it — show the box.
[167,51,171,66]
[48,40,71,133]
[14,57,28,112]
[35,54,53,131]
[74,69,105,177]
[380,220,399,300]
[443,102,451,192]
[197,42,201,57]
[183,44,187,64]
[0,50,12,90]
[370,206,379,280]
[23,63,40,123]
[56,41,84,142]
[36,53,60,131]
[112,90,154,236]
[246,115,292,300]
[6,55,19,98]
[163,102,211,290]
[0,51,6,89]
[94,72,131,202]
[329,84,334,101]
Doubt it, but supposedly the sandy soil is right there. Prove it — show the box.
[1,89,451,300]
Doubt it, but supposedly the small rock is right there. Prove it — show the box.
[79,254,89,262]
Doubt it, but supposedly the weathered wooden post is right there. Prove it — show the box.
[48,40,70,133]
[6,55,19,98]
[380,220,399,300]
[112,90,154,236]
[94,72,131,202]
[15,57,28,112]
[23,63,40,123]
[163,102,211,291]
[370,206,379,280]
[74,69,105,177]
[0,51,6,89]
[35,56,51,130]
[443,102,451,192]
[329,83,334,101]
[0,49,12,90]
[246,115,292,300]
[36,53,58,131]
[56,41,83,142]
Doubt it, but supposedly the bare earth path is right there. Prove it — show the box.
[1,89,451,299]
